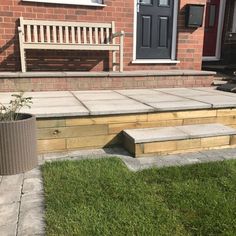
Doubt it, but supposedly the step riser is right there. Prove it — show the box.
[124,135,236,158]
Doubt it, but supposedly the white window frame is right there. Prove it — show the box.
[22,0,106,7]
[132,0,180,64]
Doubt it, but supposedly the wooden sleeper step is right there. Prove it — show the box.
[123,123,236,157]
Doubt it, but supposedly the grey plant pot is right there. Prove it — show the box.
[0,113,38,175]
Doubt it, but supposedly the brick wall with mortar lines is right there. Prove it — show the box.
[0,75,214,92]
[0,0,207,72]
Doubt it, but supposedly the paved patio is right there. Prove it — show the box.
[1,87,236,118]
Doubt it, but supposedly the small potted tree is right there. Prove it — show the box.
[0,92,37,175]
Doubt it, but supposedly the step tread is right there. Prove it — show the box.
[124,123,236,144]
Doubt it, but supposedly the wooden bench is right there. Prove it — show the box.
[18,17,124,73]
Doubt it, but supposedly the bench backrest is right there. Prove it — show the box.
[19,17,116,45]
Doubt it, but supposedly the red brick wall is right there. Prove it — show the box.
[0,0,207,72]
[0,75,214,92]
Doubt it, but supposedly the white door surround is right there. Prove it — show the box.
[132,0,179,64]
[202,0,226,61]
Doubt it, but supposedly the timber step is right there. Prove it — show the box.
[123,124,236,158]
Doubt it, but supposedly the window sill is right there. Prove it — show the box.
[132,59,180,64]
[22,0,106,7]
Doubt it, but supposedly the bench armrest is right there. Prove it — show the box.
[112,31,125,38]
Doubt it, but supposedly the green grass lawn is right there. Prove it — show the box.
[42,158,236,236]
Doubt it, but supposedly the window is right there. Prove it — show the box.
[22,0,105,7]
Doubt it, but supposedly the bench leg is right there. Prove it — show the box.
[112,51,117,72]
[20,47,26,73]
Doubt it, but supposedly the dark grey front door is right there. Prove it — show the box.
[136,0,174,59]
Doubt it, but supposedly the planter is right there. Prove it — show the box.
[0,113,37,175]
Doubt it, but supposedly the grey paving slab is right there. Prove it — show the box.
[73,91,127,100]
[0,93,21,105]
[0,93,20,101]
[147,100,211,111]
[124,126,189,143]
[189,95,236,108]
[24,91,72,98]
[139,155,181,166]
[196,154,225,163]
[192,87,216,91]
[124,123,236,144]
[0,202,19,227]
[116,89,164,96]
[179,123,236,138]
[0,97,13,104]
[83,99,154,115]
[178,152,208,160]
[0,190,21,205]
[24,167,42,179]
[126,94,186,103]
[31,97,81,107]
[0,175,23,192]
[192,87,236,97]
[177,157,201,166]
[139,157,181,169]
[156,88,214,97]
[18,204,45,236]
[22,178,44,196]
[222,155,236,160]
[21,105,89,118]
[72,90,114,93]
[220,148,236,157]
[0,224,17,236]
[199,149,227,158]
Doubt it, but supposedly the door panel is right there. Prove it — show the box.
[203,0,220,57]
[159,17,168,47]
[136,0,174,59]
[142,16,152,47]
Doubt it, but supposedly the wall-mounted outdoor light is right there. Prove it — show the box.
[185,4,205,28]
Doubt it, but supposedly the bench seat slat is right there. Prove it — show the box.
[27,25,31,43]
[33,25,38,43]
[95,27,98,44]
[40,25,44,43]
[77,27,81,44]
[53,26,57,43]
[71,27,75,44]
[65,26,69,43]
[59,26,63,43]
[89,27,93,44]
[83,27,87,44]
[100,28,104,44]
[46,25,50,43]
